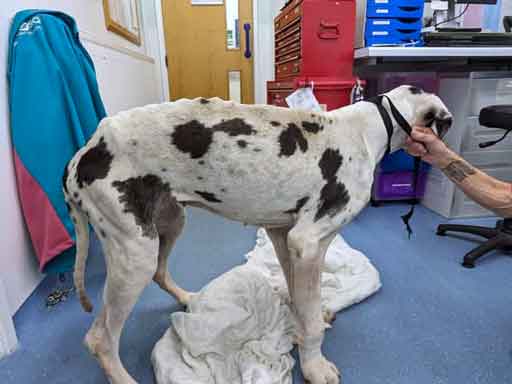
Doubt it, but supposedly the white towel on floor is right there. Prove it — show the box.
[152,229,381,384]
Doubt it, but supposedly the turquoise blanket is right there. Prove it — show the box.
[8,10,106,274]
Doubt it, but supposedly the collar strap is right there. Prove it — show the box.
[367,95,413,154]
[366,94,419,239]
[367,95,394,154]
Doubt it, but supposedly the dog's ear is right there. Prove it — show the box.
[408,86,424,95]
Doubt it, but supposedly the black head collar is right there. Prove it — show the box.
[366,94,419,239]
[367,95,413,154]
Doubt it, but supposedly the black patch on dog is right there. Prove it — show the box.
[71,216,77,224]
[112,174,172,239]
[315,148,349,221]
[99,229,107,238]
[77,200,82,207]
[195,191,222,203]
[285,196,310,214]
[237,140,248,148]
[200,98,210,104]
[318,149,343,180]
[197,176,204,180]
[409,86,424,95]
[65,202,71,212]
[329,119,333,124]
[424,109,436,123]
[302,121,323,134]
[76,137,114,188]
[198,160,205,165]
[99,217,103,222]
[221,188,227,193]
[253,148,262,152]
[161,168,167,172]
[172,120,213,159]
[62,161,70,194]
[315,181,350,221]
[132,140,137,146]
[270,121,281,127]
[278,123,308,157]
[73,192,79,199]
[212,118,256,136]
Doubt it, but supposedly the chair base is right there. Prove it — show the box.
[436,219,512,268]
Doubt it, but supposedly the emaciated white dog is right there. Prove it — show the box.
[63,85,452,384]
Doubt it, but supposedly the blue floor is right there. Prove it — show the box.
[1,205,512,384]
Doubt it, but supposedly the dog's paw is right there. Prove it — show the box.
[178,291,197,307]
[302,355,340,384]
[323,309,337,325]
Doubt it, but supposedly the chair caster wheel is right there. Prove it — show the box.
[462,260,475,269]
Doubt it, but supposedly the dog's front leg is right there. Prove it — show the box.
[287,222,340,384]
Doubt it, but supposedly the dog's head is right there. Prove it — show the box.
[386,85,453,151]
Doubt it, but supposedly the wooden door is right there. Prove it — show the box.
[162,0,254,104]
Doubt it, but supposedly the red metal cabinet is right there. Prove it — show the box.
[274,0,356,80]
[268,0,357,111]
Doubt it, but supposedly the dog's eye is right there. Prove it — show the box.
[424,110,435,121]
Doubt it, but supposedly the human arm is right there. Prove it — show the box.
[405,127,512,217]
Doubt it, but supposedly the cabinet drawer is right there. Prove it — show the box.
[461,117,512,153]
[275,23,301,46]
[268,91,292,107]
[275,50,301,65]
[275,2,303,33]
[276,58,301,79]
[267,81,295,91]
[276,35,301,51]
[276,40,301,57]
[468,77,512,117]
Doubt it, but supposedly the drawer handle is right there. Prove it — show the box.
[318,20,340,40]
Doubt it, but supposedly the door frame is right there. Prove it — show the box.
[252,0,285,104]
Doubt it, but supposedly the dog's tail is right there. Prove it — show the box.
[63,164,93,313]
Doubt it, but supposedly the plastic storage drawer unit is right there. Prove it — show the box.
[365,0,425,46]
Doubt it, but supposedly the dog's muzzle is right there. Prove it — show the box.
[435,116,453,139]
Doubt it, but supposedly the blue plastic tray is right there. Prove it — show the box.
[366,18,423,34]
[367,0,424,8]
[365,30,422,46]
[379,149,431,173]
[367,4,424,19]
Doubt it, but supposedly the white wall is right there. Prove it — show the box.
[0,0,168,326]
[253,0,285,105]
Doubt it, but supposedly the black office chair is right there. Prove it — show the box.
[504,16,512,32]
[437,105,512,268]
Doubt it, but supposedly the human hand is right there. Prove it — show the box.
[404,127,453,168]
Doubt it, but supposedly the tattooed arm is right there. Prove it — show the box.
[405,127,512,217]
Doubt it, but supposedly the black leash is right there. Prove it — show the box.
[367,95,421,239]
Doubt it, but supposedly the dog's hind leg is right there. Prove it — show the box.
[85,231,158,384]
[153,197,193,305]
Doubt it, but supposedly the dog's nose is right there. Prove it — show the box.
[436,116,453,138]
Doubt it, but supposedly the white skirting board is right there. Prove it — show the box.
[0,278,17,359]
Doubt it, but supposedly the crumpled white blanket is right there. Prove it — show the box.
[152,229,381,384]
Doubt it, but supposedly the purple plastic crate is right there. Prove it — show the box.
[373,171,428,201]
